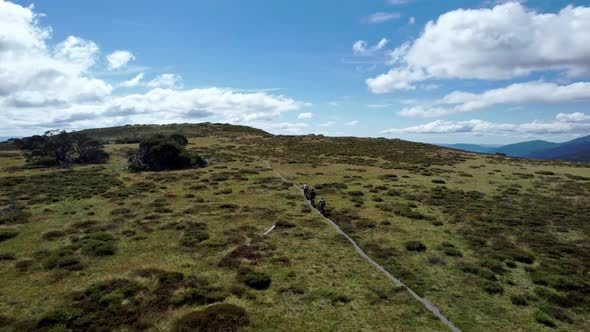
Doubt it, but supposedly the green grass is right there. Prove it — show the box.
[1,126,589,331]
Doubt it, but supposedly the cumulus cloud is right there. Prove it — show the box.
[297,112,313,120]
[387,0,411,5]
[147,73,182,89]
[251,122,309,135]
[399,81,590,117]
[0,1,111,108]
[353,38,388,56]
[106,50,135,70]
[368,2,590,93]
[362,12,400,24]
[0,0,308,136]
[119,73,144,88]
[382,112,590,135]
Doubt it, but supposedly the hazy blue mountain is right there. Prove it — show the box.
[493,140,560,158]
[528,135,590,161]
[437,135,590,162]
[439,144,496,154]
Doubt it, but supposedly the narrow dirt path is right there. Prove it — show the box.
[264,160,462,332]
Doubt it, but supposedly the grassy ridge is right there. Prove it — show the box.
[1,125,589,331]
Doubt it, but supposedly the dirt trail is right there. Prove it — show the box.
[264,160,462,332]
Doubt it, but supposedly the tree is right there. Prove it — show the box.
[127,134,205,172]
[16,131,109,166]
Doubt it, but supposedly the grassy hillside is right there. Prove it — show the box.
[77,123,271,143]
[1,124,589,331]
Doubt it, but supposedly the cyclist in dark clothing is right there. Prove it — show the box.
[309,189,316,207]
[303,183,309,199]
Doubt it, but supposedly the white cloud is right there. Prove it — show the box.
[382,113,590,135]
[298,112,313,120]
[408,17,416,24]
[368,3,590,92]
[387,0,411,5]
[362,12,401,24]
[353,38,388,56]
[0,1,112,108]
[107,87,308,123]
[347,120,359,126]
[556,112,590,123]
[319,121,336,127]
[106,50,135,70]
[366,67,428,92]
[119,73,144,88]
[251,122,309,135]
[0,1,309,136]
[399,81,590,117]
[147,73,182,89]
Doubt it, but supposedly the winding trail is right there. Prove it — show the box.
[264,160,462,332]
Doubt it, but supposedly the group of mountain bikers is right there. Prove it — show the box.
[303,183,326,216]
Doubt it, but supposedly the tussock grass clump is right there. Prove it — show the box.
[534,311,557,328]
[237,268,272,290]
[444,247,463,257]
[180,230,210,248]
[41,230,66,241]
[405,241,426,252]
[0,252,16,261]
[510,294,528,306]
[78,232,116,256]
[0,200,31,225]
[42,248,83,271]
[0,229,19,242]
[171,304,249,332]
[304,288,352,304]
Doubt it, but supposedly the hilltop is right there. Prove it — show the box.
[0,123,589,331]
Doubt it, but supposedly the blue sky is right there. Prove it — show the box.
[1,0,590,144]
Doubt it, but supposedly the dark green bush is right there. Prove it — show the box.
[172,304,249,332]
[238,268,272,290]
[444,247,463,257]
[534,311,557,328]
[510,294,528,306]
[127,134,205,172]
[41,230,66,241]
[405,241,426,252]
[0,229,19,242]
[180,230,210,248]
[79,232,116,256]
[43,248,83,271]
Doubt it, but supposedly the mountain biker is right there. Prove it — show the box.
[319,198,326,216]
[309,188,316,207]
[303,183,309,199]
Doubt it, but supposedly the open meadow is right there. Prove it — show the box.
[0,124,589,331]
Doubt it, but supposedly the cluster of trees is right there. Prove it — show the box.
[14,131,109,166]
[127,133,206,172]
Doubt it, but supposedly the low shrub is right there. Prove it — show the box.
[405,241,426,252]
[0,252,15,261]
[180,230,210,248]
[79,232,116,256]
[238,268,272,290]
[444,247,463,257]
[510,294,528,306]
[0,229,19,242]
[43,248,83,271]
[171,304,249,332]
[41,230,66,241]
[534,311,557,328]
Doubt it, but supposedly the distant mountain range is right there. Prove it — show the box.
[439,135,590,162]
